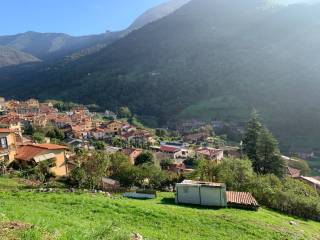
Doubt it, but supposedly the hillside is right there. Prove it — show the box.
[0,177,319,240]
[0,46,40,67]
[0,31,116,61]
[2,0,320,149]
[128,0,190,31]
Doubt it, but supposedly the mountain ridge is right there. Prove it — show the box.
[1,0,320,149]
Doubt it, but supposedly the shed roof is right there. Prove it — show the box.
[226,191,259,208]
[179,180,225,187]
[300,176,320,186]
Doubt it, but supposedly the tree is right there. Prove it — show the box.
[156,129,167,138]
[193,159,218,182]
[243,110,262,163]
[93,141,106,150]
[32,132,45,143]
[135,163,166,189]
[256,128,284,177]
[243,110,284,177]
[160,158,174,169]
[118,106,132,119]
[34,159,56,183]
[46,127,65,141]
[108,152,136,187]
[70,151,110,189]
[135,151,154,166]
[216,158,254,191]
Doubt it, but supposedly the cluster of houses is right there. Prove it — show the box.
[1,97,319,196]
[0,97,228,177]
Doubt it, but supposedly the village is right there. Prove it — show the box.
[0,97,320,214]
[0,97,229,174]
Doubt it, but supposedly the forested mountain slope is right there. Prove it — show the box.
[0,45,40,67]
[0,31,115,61]
[1,0,320,149]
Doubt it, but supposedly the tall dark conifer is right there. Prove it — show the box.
[243,110,284,177]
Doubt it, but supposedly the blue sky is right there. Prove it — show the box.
[0,0,317,36]
[0,0,167,36]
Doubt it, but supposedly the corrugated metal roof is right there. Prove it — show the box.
[226,191,259,208]
[180,180,225,187]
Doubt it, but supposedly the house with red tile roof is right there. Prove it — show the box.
[155,145,189,161]
[0,115,22,136]
[15,144,68,176]
[196,147,224,162]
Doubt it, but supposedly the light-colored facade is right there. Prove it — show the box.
[175,180,227,207]
[15,144,68,176]
[0,128,18,164]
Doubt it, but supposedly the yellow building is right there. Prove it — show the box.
[0,128,18,164]
[0,115,22,136]
[15,144,68,176]
[104,120,123,135]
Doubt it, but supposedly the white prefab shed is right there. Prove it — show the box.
[175,180,227,207]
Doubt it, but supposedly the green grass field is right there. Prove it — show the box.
[0,177,320,240]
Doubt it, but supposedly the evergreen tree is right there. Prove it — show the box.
[243,110,284,177]
[256,127,284,177]
[243,110,262,164]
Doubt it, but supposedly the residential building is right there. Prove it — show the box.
[0,128,18,164]
[157,145,189,161]
[0,115,22,136]
[196,147,224,162]
[103,120,123,135]
[15,144,68,176]
[222,146,241,159]
[91,128,107,140]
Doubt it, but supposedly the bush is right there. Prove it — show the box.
[69,151,110,189]
[134,151,154,166]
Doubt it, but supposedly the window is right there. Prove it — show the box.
[0,137,8,149]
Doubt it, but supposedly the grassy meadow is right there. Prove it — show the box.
[0,177,319,240]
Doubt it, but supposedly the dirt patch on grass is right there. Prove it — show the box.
[18,179,41,187]
[0,221,33,230]
[0,221,34,240]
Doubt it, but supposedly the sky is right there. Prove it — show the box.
[0,0,167,36]
[0,0,317,36]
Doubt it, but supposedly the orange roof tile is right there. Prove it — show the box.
[0,128,14,133]
[33,144,68,150]
[15,145,45,161]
